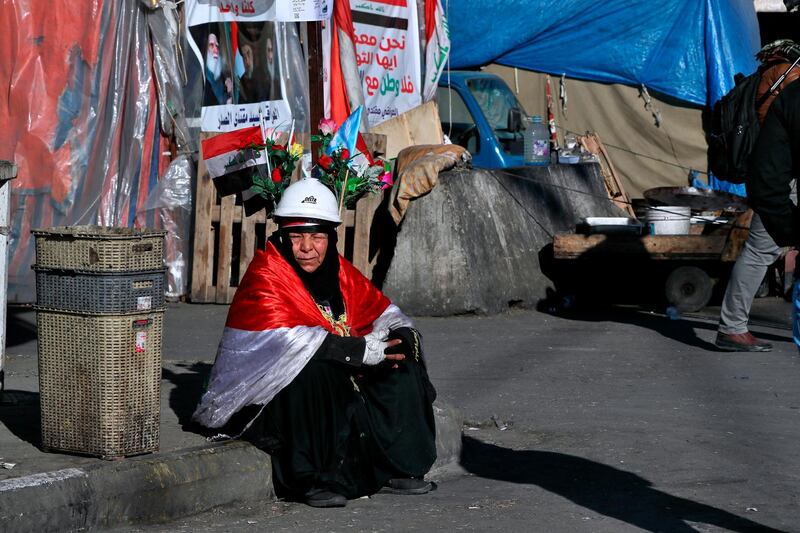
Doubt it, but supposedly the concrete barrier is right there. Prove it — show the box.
[380,164,625,315]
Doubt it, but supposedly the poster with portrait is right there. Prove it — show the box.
[186,0,300,132]
[351,0,421,127]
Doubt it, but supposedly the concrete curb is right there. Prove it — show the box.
[0,441,273,532]
[0,401,463,531]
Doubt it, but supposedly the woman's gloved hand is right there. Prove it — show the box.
[362,328,404,365]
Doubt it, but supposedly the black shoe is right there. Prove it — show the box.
[381,478,432,495]
[305,489,347,508]
[715,332,772,352]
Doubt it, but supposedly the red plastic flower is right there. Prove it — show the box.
[340,148,350,161]
[318,155,334,170]
[271,168,283,183]
[272,144,285,151]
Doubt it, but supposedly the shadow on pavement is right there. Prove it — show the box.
[461,436,784,533]
[162,363,267,442]
[0,390,42,446]
[7,308,37,348]
[536,298,790,352]
[162,363,212,433]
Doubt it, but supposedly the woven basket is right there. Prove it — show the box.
[32,226,166,272]
[34,268,167,315]
[37,311,162,458]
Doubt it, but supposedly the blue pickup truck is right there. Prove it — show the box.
[436,70,528,168]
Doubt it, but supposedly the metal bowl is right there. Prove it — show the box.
[643,186,748,212]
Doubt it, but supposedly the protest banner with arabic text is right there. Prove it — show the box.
[351,0,422,127]
[187,0,320,132]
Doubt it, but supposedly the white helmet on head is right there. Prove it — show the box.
[273,178,341,225]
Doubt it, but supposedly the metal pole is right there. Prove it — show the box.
[0,161,17,392]
[307,21,324,165]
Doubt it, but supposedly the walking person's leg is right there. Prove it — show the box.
[717,213,784,351]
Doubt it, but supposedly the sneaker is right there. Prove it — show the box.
[715,331,772,352]
[305,489,347,508]
[381,478,432,495]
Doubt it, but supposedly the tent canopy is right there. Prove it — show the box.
[448,0,761,106]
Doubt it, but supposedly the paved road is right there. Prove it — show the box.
[94,297,800,532]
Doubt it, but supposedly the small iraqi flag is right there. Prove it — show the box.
[201,126,266,195]
[201,125,271,215]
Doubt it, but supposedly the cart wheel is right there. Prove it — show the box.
[665,266,713,312]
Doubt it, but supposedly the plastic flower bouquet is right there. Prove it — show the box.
[248,138,303,201]
[224,132,303,215]
[312,117,393,210]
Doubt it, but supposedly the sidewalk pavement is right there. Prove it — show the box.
[0,303,464,532]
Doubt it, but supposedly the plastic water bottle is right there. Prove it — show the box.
[524,115,550,166]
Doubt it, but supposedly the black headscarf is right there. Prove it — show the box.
[270,225,344,317]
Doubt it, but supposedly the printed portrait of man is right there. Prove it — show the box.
[239,43,265,103]
[264,34,282,101]
[192,22,239,107]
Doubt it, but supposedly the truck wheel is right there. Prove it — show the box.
[665,266,713,312]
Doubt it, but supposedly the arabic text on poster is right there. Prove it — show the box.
[351,0,421,127]
[201,100,293,133]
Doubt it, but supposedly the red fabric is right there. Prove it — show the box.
[329,0,356,125]
[226,242,390,336]
[355,132,375,164]
[425,0,436,42]
[201,126,263,159]
[231,21,239,59]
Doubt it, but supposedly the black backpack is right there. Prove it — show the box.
[707,53,800,184]
[706,71,763,184]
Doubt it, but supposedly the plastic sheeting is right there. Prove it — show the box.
[447,0,760,107]
[135,155,194,298]
[147,1,193,152]
[1,1,179,302]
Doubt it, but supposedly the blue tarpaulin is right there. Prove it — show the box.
[448,0,760,107]
[448,0,760,196]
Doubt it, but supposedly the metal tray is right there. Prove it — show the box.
[583,217,643,235]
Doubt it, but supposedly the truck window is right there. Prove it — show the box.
[436,86,480,154]
[466,78,526,156]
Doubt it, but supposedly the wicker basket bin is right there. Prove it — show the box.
[37,311,163,458]
[34,268,167,314]
[32,226,166,272]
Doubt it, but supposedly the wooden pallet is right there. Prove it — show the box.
[190,134,386,304]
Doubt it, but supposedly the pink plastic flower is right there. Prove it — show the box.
[318,118,337,136]
[379,171,394,190]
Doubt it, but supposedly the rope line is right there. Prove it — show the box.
[554,125,708,176]
[484,166,752,232]
[488,172,555,238]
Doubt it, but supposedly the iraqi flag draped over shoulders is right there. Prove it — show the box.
[192,242,414,428]
[228,240,390,334]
